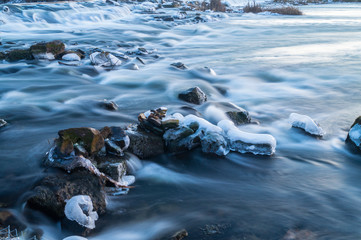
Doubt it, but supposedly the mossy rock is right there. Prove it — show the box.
[30,40,65,56]
[7,49,33,61]
[58,127,105,155]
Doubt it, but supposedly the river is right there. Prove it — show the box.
[1,2,361,239]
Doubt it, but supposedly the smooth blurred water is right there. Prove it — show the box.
[1,2,361,239]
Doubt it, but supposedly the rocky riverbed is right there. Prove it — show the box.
[1,1,361,240]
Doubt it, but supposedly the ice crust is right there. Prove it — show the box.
[64,195,99,229]
[349,124,361,147]
[289,113,325,137]
[90,52,122,67]
[166,113,276,156]
[62,53,81,61]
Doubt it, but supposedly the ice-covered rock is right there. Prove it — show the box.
[164,113,276,156]
[289,113,325,137]
[218,120,276,155]
[64,195,98,229]
[0,119,7,128]
[62,53,81,61]
[30,40,65,60]
[90,52,122,67]
[346,116,361,151]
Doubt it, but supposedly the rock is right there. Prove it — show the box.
[58,127,105,156]
[162,119,180,129]
[138,107,169,135]
[0,119,7,128]
[26,170,106,219]
[62,53,81,61]
[30,40,65,60]
[178,87,207,105]
[126,127,165,159]
[289,113,325,137]
[0,52,6,60]
[171,229,188,240]
[58,50,85,61]
[171,62,188,70]
[218,120,276,155]
[163,126,197,153]
[97,99,118,111]
[6,49,33,61]
[104,127,130,157]
[98,160,126,183]
[90,52,122,67]
[204,102,251,125]
[346,116,361,150]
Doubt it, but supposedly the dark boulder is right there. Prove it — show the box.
[30,40,65,59]
[126,127,165,159]
[26,170,106,219]
[6,49,33,61]
[178,87,207,105]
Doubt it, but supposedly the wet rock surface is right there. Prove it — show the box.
[178,87,207,105]
[27,170,106,219]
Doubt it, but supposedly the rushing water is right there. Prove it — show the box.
[1,2,361,239]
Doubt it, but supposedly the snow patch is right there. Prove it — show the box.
[62,53,81,61]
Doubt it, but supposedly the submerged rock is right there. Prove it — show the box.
[97,99,118,111]
[171,62,188,70]
[30,40,65,60]
[90,52,122,67]
[289,113,325,137]
[27,170,106,219]
[178,87,207,105]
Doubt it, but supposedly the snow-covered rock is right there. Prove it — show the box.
[62,53,81,61]
[64,195,98,229]
[289,113,325,137]
[90,52,122,67]
[164,113,276,156]
[218,120,276,155]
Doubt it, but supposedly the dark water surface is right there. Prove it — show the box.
[1,2,361,239]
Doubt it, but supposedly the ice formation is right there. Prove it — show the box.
[348,124,361,147]
[289,113,325,137]
[90,52,122,67]
[165,113,276,156]
[218,120,276,155]
[63,236,88,240]
[62,53,81,61]
[64,195,99,229]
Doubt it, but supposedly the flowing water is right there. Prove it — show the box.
[1,2,361,239]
